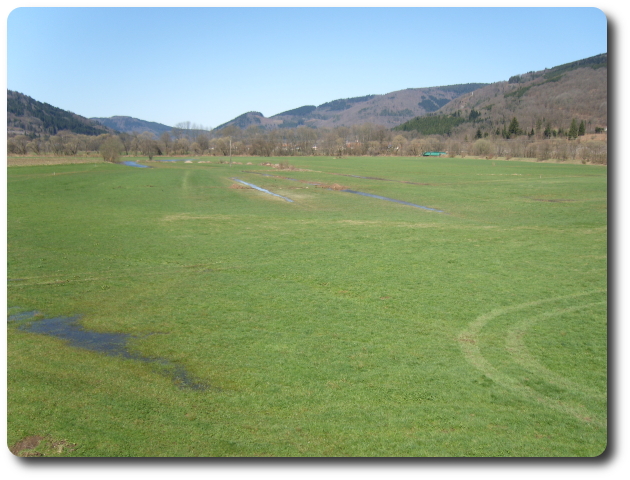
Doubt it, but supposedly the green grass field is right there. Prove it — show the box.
[7,155,607,457]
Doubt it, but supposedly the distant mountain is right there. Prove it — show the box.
[90,116,173,138]
[214,84,487,131]
[214,111,272,131]
[7,90,114,137]
[395,53,607,135]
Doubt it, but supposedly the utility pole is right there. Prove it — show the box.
[229,137,232,167]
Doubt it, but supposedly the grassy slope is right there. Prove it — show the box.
[7,156,607,456]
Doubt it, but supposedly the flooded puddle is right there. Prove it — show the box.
[330,173,431,186]
[243,171,322,185]
[8,310,41,322]
[8,309,209,391]
[237,172,441,211]
[231,178,294,202]
[121,161,151,168]
[341,189,444,212]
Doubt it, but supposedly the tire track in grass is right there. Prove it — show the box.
[7,263,229,287]
[505,302,606,400]
[182,169,192,192]
[457,290,606,427]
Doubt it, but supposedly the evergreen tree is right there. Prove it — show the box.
[475,128,482,139]
[568,119,578,139]
[508,117,520,137]
[578,120,586,136]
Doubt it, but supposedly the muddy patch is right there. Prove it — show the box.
[10,435,45,456]
[10,310,210,391]
[10,435,77,457]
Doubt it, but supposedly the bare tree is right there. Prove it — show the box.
[63,134,82,155]
[196,134,209,154]
[11,135,30,155]
[139,132,158,159]
[118,132,133,155]
[160,132,172,155]
[50,135,65,155]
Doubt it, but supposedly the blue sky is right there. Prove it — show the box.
[6,6,608,129]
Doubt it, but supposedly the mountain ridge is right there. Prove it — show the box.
[214,83,487,131]
[7,53,606,140]
[394,53,607,136]
[90,116,174,138]
[7,90,115,137]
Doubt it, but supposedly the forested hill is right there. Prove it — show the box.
[214,83,487,131]
[7,90,114,137]
[91,116,173,138]
[394,53,607,136]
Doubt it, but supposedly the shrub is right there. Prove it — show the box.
[99,137,124,163]
[472,139,492,156]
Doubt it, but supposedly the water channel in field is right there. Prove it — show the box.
[8,309,210,391]
[231,178,294,202]
[121,161,151,168]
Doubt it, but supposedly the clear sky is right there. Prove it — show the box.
[5,6,608,129]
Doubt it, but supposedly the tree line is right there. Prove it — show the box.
[7,118,607,165]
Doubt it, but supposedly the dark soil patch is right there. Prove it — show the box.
[10,435,77,457]
[10,435,45,456]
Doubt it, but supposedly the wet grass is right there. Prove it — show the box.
[7,156,607,456]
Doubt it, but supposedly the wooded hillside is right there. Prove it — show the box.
[7,90,113,137]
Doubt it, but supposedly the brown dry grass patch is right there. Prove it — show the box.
[316,183,348,191]
[10,435,45,456]
[9,435,76,456]
[8,155,105,167]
